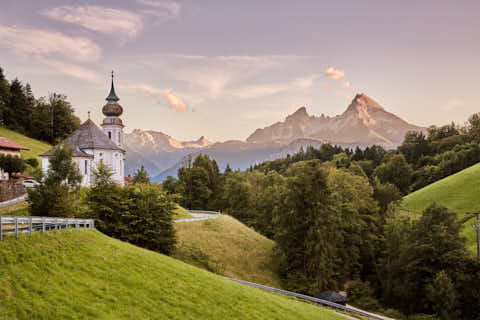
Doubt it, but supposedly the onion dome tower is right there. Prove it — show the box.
[101,71,124,149]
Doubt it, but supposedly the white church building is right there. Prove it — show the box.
[40,74,126,187]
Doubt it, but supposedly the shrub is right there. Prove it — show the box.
[86,167,176,255]
[347,280,375,302]
[25,158,39,168]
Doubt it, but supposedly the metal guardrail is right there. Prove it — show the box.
[0,216,95,240]
[226,277,385,320]
[175,210,222,222]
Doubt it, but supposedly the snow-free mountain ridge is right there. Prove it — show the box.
[124,93,425,181]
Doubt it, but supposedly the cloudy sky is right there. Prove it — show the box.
[1,1,479,141]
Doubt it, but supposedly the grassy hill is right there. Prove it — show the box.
[172,205,192,219]
[0,127,50,160]
[0,230,344,320]
[402,162,480,252]
[174,215,282,288]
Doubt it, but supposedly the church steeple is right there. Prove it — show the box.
[106,70,120,103]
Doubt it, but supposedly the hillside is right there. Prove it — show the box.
[0,230,344,320]
[174,215,281,288]
[402,162,480,252]
[0,127,51,160]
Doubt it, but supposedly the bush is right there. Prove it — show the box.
[347,280,375,302]
[25,158,39,168]
[382,308,406,319]
[86,169,177,255]
[353,296,382,312]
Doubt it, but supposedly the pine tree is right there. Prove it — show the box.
[133,165,150,184]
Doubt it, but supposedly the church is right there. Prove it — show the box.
[40,74,126,187]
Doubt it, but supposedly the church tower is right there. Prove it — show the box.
[101,71,124,149]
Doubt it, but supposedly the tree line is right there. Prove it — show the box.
[0,66,80,144]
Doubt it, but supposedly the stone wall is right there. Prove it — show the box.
[0,181,26,202]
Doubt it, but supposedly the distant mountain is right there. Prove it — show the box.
[247,93,424,147]
[152,138,326,182]
[125,93,426,182]
[124,129,212,177]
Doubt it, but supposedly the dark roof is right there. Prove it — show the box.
[106,79,120,102]
[40,119,124,157]
[0,137,29,150]
[314,291,348,303]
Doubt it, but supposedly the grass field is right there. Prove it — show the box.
[0,230,344,320]
[172,205,192,219]
[173,215,282,288]
[0,201,28,216]
[402,162,480,252]
[0,127,51,160]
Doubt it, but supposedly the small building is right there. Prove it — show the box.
[0,137,29,180]
[314,291,348,306]
[40,73,126,187]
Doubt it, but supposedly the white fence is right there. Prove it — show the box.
[0,216,94,240]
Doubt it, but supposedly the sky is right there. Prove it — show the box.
[0,0,479,142]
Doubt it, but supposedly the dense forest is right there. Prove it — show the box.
[0,66,80,144]
[163,113,480,319]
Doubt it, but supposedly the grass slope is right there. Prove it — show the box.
[172,205,192,219]
[0,230,343,320]
[0,201,28,216]
[0,127,51,160]
[174,215,282,288]
[402,162,480,252]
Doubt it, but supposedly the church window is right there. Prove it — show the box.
[118,132,120,144]
[108,131,111,139]
[85,160,87,174]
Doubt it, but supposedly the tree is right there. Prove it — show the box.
[467,113,480,143]
[399,131,429,166]
[0,155,26,178]
[275,161,338,294]
[27,146,82,217]
[86,170,176,255]
[426,271,457,320]
[373,153,412,194]
[133,165,150,184]
[162,176,178,195]
[379,204,468,315]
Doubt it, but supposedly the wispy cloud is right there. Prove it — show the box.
[39,58,101,83]
[292,74,321,89]
[137,0,181,23]
[43,6,143,44]
[324,67,345,80]
[343,81,351,89]
[0,25,101,62]
[164,89,187,111]
[134,84,187,111]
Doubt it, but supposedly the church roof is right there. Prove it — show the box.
[40,119,124,157]
[106,78,120,102]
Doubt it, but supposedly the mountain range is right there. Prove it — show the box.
[124,93,425,182]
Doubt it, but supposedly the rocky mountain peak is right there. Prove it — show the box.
[285,106,309,122]
[346,93,386,113]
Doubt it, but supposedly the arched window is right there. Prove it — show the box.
[118,132,121,144]
[108,131,111,139]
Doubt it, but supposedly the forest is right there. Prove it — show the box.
[0,66,80,144]
[163,114,480,319]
